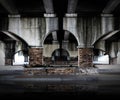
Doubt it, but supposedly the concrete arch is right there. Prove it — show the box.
[64,30,79,45]
[1,31,29,46]
[43,30,78,65]
[93,30,120,45]
[92,30,120,52]
[0,31,29,65]
[42,30,58,45]
[42,30,79,46]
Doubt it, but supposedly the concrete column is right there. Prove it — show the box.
[29,47,43,67]
[109,42,118,64]
[8,15,21,34]
[97,14,114,51]
[63,13,79,45]
[44,14,58,34]
[78,47,93,67]
[101,14,114,34]
[5,41,16,65]
[0,41,5,65]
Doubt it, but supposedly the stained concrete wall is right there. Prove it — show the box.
[0,41,5,65]
[63,16,101,47]
[45,17,58,35]
[43,44,59,57]
[8,15,46,46]
[8,15,59,47]
[95,14,114,51]
[8,15,113,48]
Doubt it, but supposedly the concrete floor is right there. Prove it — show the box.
[0,65,120,98]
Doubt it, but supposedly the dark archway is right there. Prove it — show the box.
[0,31,29,65]
[51,48,70,61]
[43,30,78,66]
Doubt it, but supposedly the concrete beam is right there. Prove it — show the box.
[0,0,18,14]
[103,0,120,13]
[67,0,78,13]
[2,31,20,41]
[43,0,54,13]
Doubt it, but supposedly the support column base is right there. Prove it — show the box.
[78,48,93,67]
[29,47,43,67]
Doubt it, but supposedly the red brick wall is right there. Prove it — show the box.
[78,48,93,67]
[29,48,43,67]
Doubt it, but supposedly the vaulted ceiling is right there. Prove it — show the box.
[0,0,120,17]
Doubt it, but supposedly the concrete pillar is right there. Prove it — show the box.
[0,41,5,65]
[101,14,114,34]
[96,14,114,51]
[44,13,58,34]
[8,15,21,34]
[5,41,15,65]
[29,47,43,67]
[78,47,93,67]
[109,42,118,64]
[63,13,79,45]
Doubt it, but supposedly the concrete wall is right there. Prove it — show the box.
[63,16,101,47]
[8,15,46,46]
[43,44,59,57]
[8,15,59,47]
[43,43,77,57]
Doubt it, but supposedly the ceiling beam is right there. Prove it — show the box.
[0,0,18,14]
[67,0,78,13]
[43,0,54,13]
[103,0,120,13]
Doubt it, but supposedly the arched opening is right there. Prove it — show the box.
[51,48,70,65]
[93,30,120,65]
[0,31,29,66]
[43,30,78,66]
[93,48,109,64]
[13,46,29,66]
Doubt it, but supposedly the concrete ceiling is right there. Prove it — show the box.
[0,0,120,16]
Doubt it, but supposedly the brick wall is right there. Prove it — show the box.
[29,48,43,67]
[78,48,93,67]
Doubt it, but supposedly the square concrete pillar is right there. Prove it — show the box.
[29,47,43,67]
[78,48,93,67]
